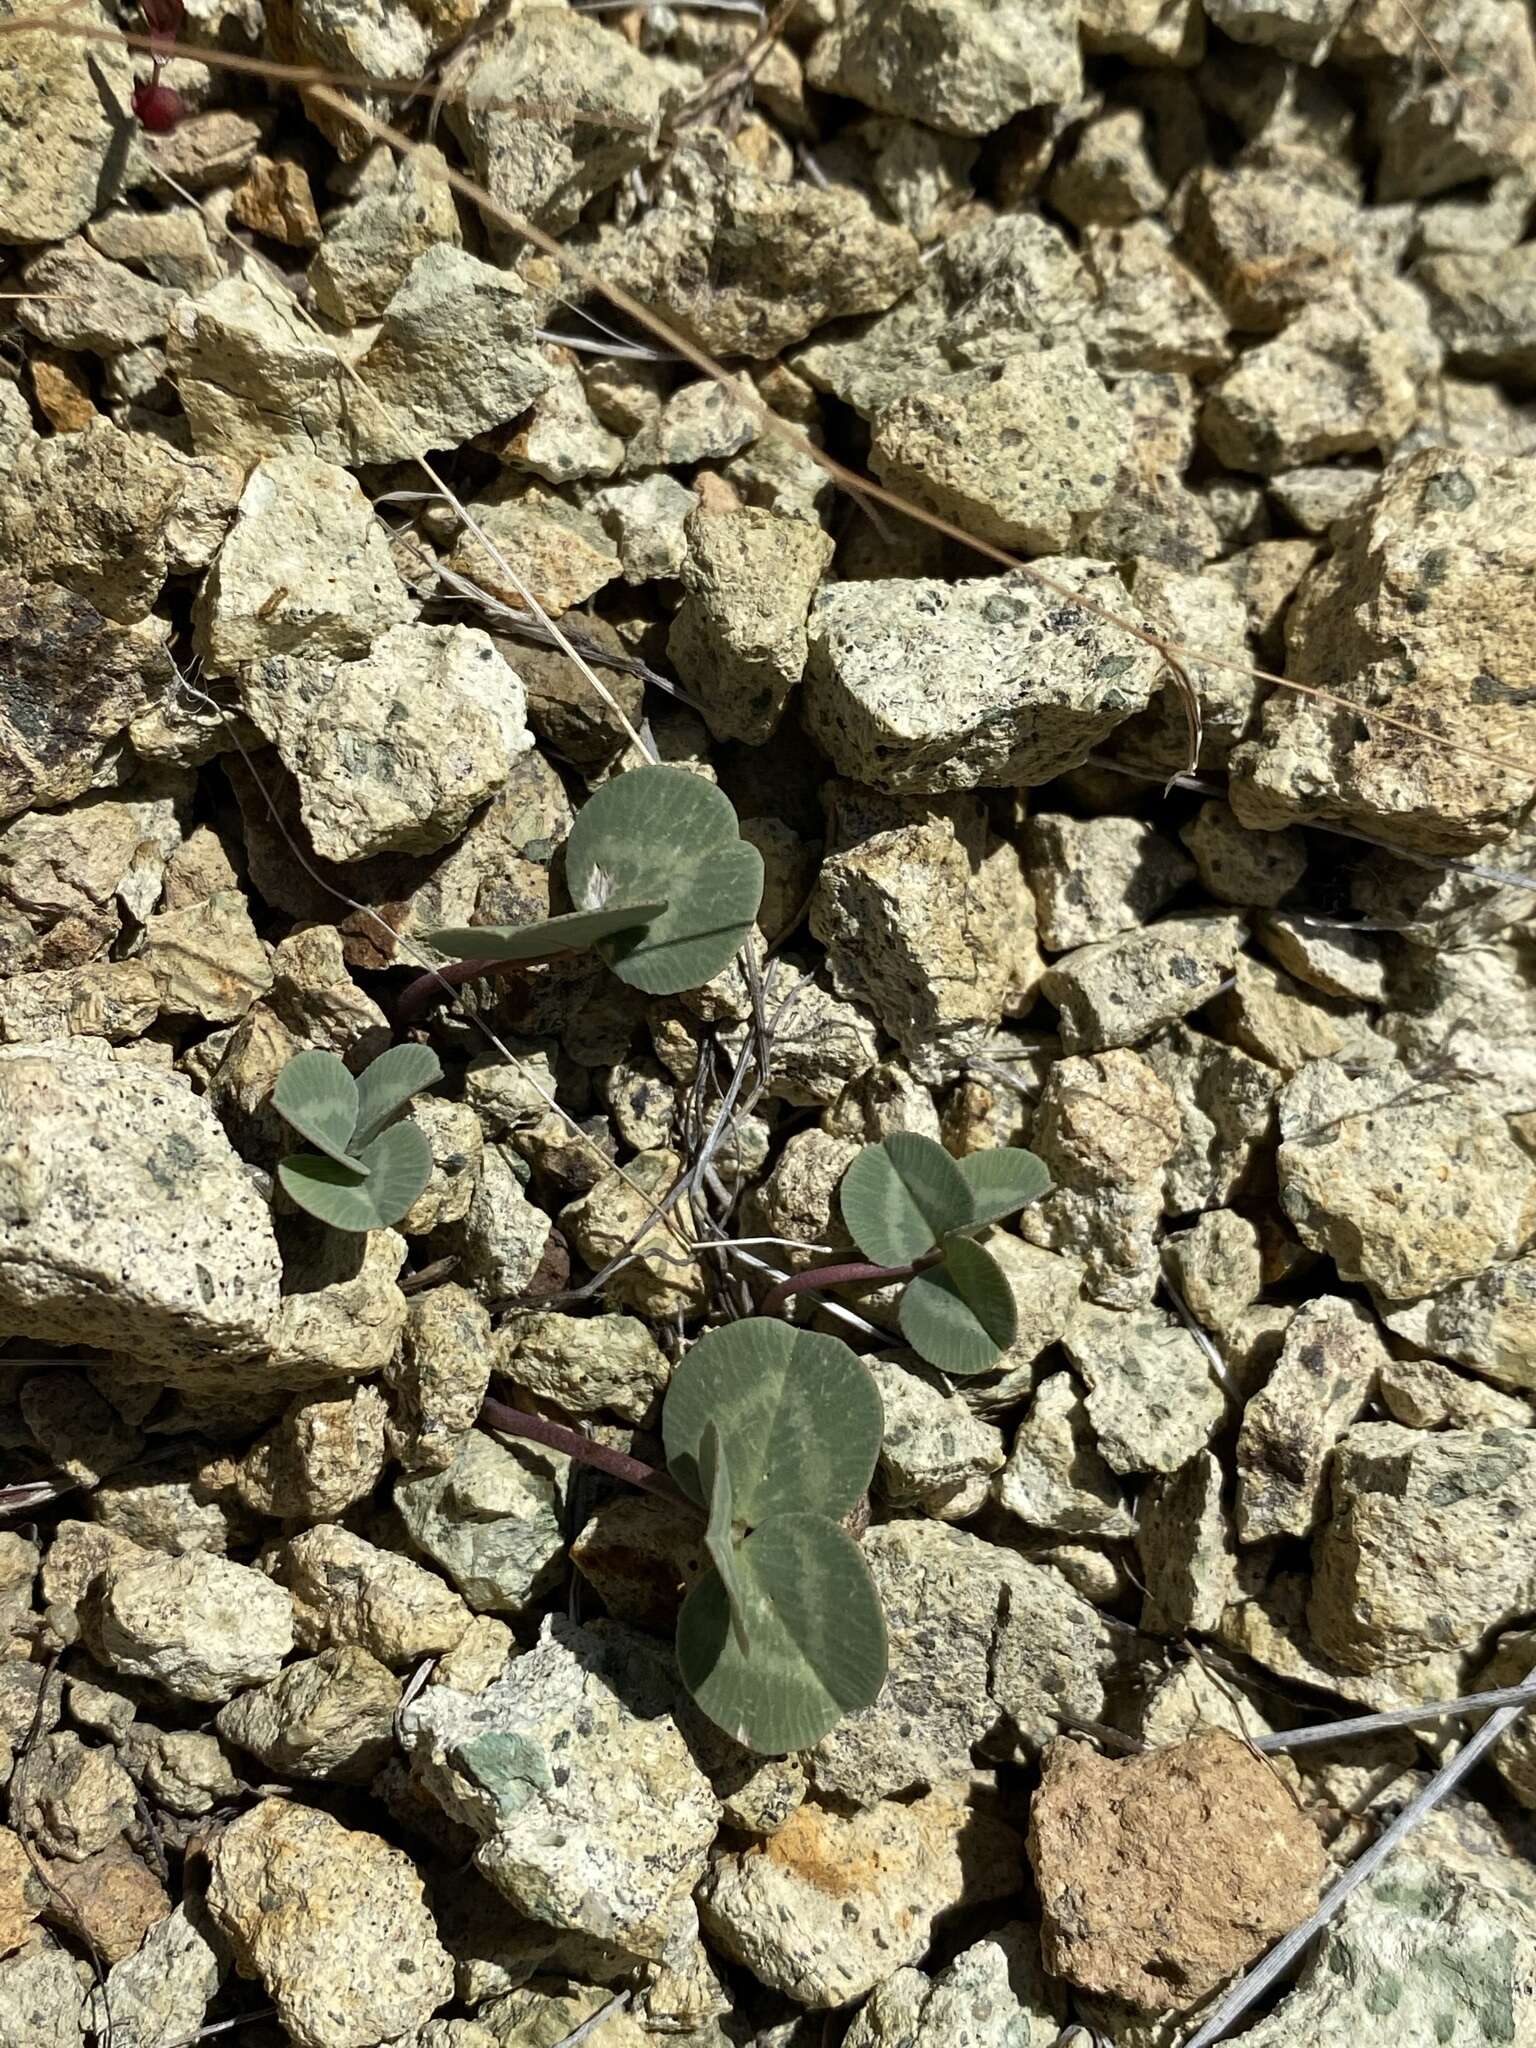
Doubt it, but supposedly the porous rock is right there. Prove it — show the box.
[804,564,1163,795]
[0,1044,280,1371]
[93,1554,293,1704]
[274,1523,473,1667]
[1041,911,1247,1053]
[1063,1303,1229,1474]
[1383,1254,1536,1392]
[1028,1731,1325,2011]
[216,1647,400,1785]
[699,1776,1022,2008]
[207,1799,453,2048]
[806,0,1080,136]
[841,1923,1062,2048]
[1235,1295,1388,1541]
[1023,812,1195,951]
[401,1617,720,1967]
[394,1430,567,1617]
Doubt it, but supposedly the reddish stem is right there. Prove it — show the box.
[758,1257,925,1319]
[480,1395,681,1502]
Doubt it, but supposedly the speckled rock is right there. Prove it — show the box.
[1236,1296,1388,1541]
[0,1940,88,2048]
[869,1355,1005,1519]
[1041,911,1247,1053]
[236,1385,388,1522]
[1276,1059,1536,1303]
[386,1285,494,1473]
[869,342,1127,555]
[136,889,272,1026]
[810,792,1038,1083]
[241,625,530,862]
[1063,1304,1229,1474]
[441,1144,553,1305]
[0,0,135,244]
[93,1554,293,1705]
[1378,1355,1532,1432]
[308,145,462,326]
[1180,801,1308,908]
[1231,450,1536,855]
[207,1799,453,2048]
[1310,1424,1536,1670]
[0,1044,280,1372]
[700,1776,1022,2008]
[195,454,416,674]
[804,565,1163,795]
[560,1149,707,1320]
[1023,813,1195,951]
[274,1523,473,1667]
[1215,953,1395,1077]
[9,1733,136,1863]
[395,1430,566,1618]
[1163,1211,1264,1337]
[667,508,834,745]
[584,135,920,358]
[998,1371,1135,1538]
[217,1647,400,1785]
[1137,1450,1240,1636]
[1029,1731,1325,2011]
[401,1618,720,1966]
[841,1923,1062,2047]
[806,0,1080,135]
[496,1311,669,1426]
[1235,1856,1536,2048]
[1384,1254,1536,1392]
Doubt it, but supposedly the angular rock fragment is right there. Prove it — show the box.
[1042,911,1246,1053]
[1063,1304,1229,1473]
[1383,1254,1536,1392]
[274,1524,473,1666]
[804,564,1162,795]
[869,1355,1005,1519]
[207,1800,453,2048]
[1235,1296,1387,1540]
[93,1554,294,1703]
[402,1618,720,1966]
[1023,813,1195,952]
[1028,1731,1324,2011]
[1137,1451,1240,1635]
[395,1431,566,1618]
[217,1648,401,1785]
[841,1922,1062,2048]
[699,1776,1021,2008]
[998,1372,1134,1538]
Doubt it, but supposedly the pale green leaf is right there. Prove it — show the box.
[839,1132,973,1267]
[899,1235,1017,1375]
[700,1421,750,1655]
[663,1319,882,1528]
[564,765,763,996]
[420,901,668,963]
[351,1043,443,1149]
[675,1514,887,1754]
[272,1049,362,1172]
[278,1119,432,1232]
[954,1146,1051,1227]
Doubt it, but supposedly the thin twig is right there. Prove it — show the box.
[480,1394,683,1501]
[1181,1671,1536,2048]
[1254,1684,1536,1752]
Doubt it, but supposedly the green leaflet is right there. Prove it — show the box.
[840,1131,973,1266]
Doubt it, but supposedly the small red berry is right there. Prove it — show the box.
[132,76,186,132]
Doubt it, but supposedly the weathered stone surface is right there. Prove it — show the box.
[1063,1304,1229,1474]
[1181,801,1307,909]
[395,1430,566,1618]
[804,565,1162,795]
[274,1523,473,1666]
[841,1923,1063,2048]
[242,625,530,862]
[402,1618,720,1966]
[35,1842,169,1966]
[195,454,415,673]
[809,792,1038,1082]
[1041,911,1246,1053]
[441,1143,554,1305]
[1022,1048,1181,1307]
[1236,1296,1388,1541]
[585,136,920,358]
[386,1284,493,1472]
[0,0,134,244]
[1163,1211,1264,1338]
[1179,161,1359,333]
[94,1554,293,1705]
[1379,1354,1532,1432]
[1231,450,1536,855]
[217,1647,400,1784]
[1137,1450,1240,1635]
[1310,1424,1536,1670]
[560,1148,706,1319]
[1215,953,1394,1076]
[869,1355,1005,1519]
[18,237,178,355]
[699,1776,1021,2008]
[448,7,663,235]
[136,889,272,1025]
[1384,1254,1536,1392]
[309,145,461,326]
[998,1372,1134,1538]
[1276,1059,1536,1303]
[1029,1731,1325,2011]
[1023,813,1194,952]
[806,0,1080,135]
[0,961,161,1046]
[496,1313,669,1429]
[667,509,834,745]
[92,1900,224,2048]
[1083,220,1231,379]
[0,1941,88,2048]
[9,1733,136,1863]
[0,1045,279,1370]
[869,343,1127,556]
[237,1385,389,1522]
[207,1799,453,2048]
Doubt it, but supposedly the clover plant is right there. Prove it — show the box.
[411,763,764,1011]
[272,1043,442,1230]
[661,1319,887,1753]
[763,1134,1051,1375]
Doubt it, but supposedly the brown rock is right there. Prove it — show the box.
[0,1827,43,1958]
[1028,1730,1325,2011]
[231,157,322,248]
[39,1840,171,1965]
[29,351,96,433]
